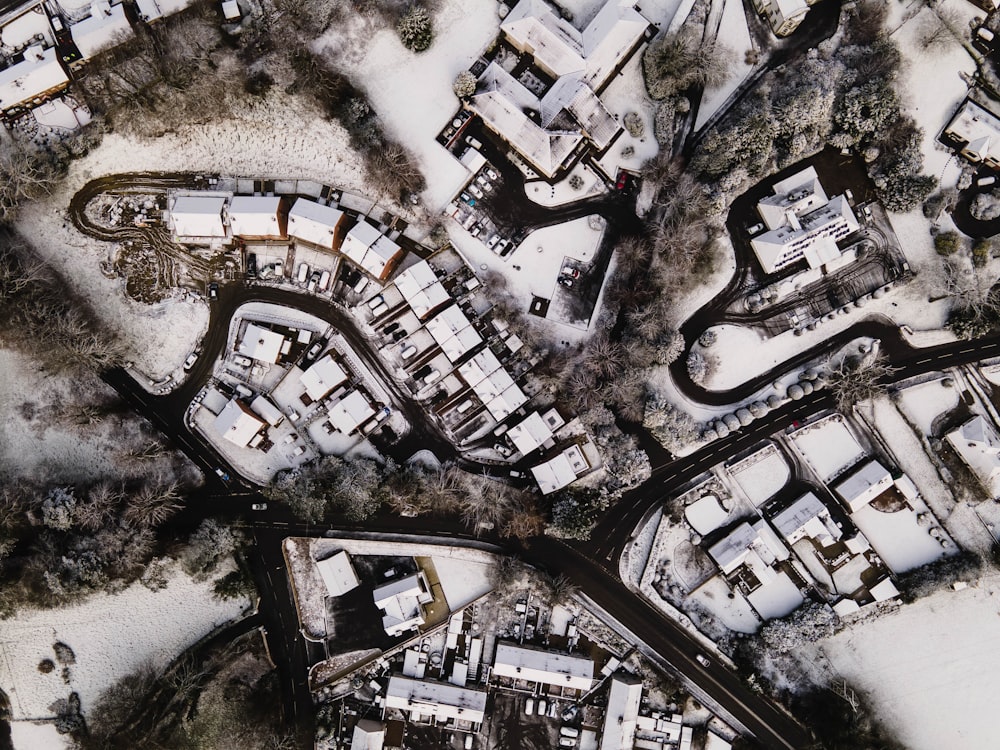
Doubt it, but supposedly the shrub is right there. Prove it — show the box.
[397,6,433,52]
[453,71,476,98]
[934,231,962,256]
[973,238,992,267]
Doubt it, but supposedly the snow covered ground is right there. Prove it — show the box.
[788,416,864,483]
[897,378,959,435]
[425,555,493,611]
[0,560,250,720]
[727,444,791,506]
[9,721,70,750]
[593,53,661,177]
[801,569,1000,750]
[850,501,948,573]
[694,0,755,130]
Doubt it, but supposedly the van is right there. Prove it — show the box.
[353,276,370,295]
[318,270,331,291]
[297,262,309,283]
[524,698,534,716]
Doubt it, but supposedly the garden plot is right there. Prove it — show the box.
[800,569,1000,750]
[897,379,959,435]
[789,416,865,483]
[727,444,791,506]
[850,501,949,574]
[0,560,249,721]
[686,575,759,634]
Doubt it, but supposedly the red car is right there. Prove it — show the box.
[616,171,629,190]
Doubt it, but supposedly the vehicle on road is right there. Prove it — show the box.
[208,282,218,299]
[695,653,711,668]
[251,503,267,511]
[748,222,764,235]
[183,352,198,370]
[214,468,230,481]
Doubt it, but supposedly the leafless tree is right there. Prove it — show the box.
[826,352,897,412]
[123,482,181,528]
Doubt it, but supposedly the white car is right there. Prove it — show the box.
[468,184,484,199]
[695,653,711,668]
[486,234,501,249]
[183,352,198,370]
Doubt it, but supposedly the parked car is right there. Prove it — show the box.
[465,135,483,149]
[183,352,198,370]
[400,345,417,360]
[251,503,267,511]
[297,262,310,283]
[748,222,764,235]
[233,355,252,368]
[308,271,321,293]
[558,276,574,288]
[558,738,576,748]
[561,266,579,279]
[524,698,534,716]
[423,369,442,384]
[273,259,283,277]
[485,168,498,180]
[486,234,501,249]
[560,728,580,739]
[353,276,370,294]
[391,329,408,342]
[414,364,433,380]
[495,239,512,256]
[208,282,219,299]
[306,338,327,360]
[246,253,258,277]
[214,467,230,481]
[292,445,306,457]
[468,184,484,199]
[367,294,385,309]
[383,321,400,335]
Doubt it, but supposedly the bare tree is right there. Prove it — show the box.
[826,352,897,411]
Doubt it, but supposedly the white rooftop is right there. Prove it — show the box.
[287,198,345,249]
[770,492,842,545]
[228,196,285,239]
[600,674,642,750]
[134,0,197,22]
[238,322,285,364]
[0,45,68,112]
[385,676,488,724]
[374,573,432,636]
[169,195,227,238]
[833,460,892,512]
[70,1,133,59]
[944,99,1000,165]
[327,389,375,434]
[946,415,1000,497]
[493,642,594,691]
[351,720,385,750]
[426,305,482,362]
[457,349,527,420]
[707,519,790,575]
[395,261,451,318]
[214,399,265,447]
[507,411,554,456]
[757,167,828,230]
[249,395,284,427]
[530,444,590,494]
[341,221,401,278]
[300,355,349,401]
[316,551,360,597]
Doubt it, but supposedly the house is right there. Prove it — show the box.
[221,0,241,21]
[385,676,488,725]
[769,492,842,546]
[373,572,433,636]
[68,0,133,61]
[530,443,591,494]
[227,195,288,240]
[352,719,386,750]
[507,411,555,456]
[300,355,349,401]
[316,550,359,597]
[0,45,69,117]
[707,519,790,583]
[425,305,483,363]
[750,167,859,274]
[456,349,528,421]
[214,399,266,447]
[394,260,451,319]
[833,460,893,512]
[941,98,1000,170]
[492,642,594,692]
[286,198,347,250]
[946,415,1000,497]
[326,389,376,434]
[249,395,284,427]
[341,220,405,280]
[134,0,199,22]
[750,0,811,36]
[599,673,642,750]
[168,195,227,239]
[237,322,287,364]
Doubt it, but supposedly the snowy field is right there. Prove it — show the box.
[0,560,249,720]
[788,417,864,483]
[9,721,70,750]
[802,570,1000,750]
[897,378,959,435]
[727,444,791,506]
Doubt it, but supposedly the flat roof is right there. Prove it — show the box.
[493,642,594,691]
[385,676,488,724]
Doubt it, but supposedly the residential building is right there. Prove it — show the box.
[750,167,859,274]
[394,260,451,319]
[385,676,488,725]
[228,196,288,240]
[286,198,347,250]
[492,642,594,692]
[237,322,287,364]
[941,98,1000,170]
[456,348,528,421]
[168,195,227,239]
[300,355,349,402]
[373,573,433,636]
[750,0,810,36]
[341,220,405,280]
[327,390,376,434]
[833,460,893,512]
[351,719,386,750]
[946,415,1000,497]
[507,411,556,456]
[214,399,266,447]
[707,519,790,583]
[316,551,360,597]
[68,0,133,62]
[426,305,483,363]
[134,0,199,22]
[769,492,842,546]
[0,45,70,117]
[249,395,284,427]
[530,443,591,494]
[599,673,642,750]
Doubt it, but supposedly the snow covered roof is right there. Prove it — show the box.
[707,519,790,575]
[530,444,590,494]
[228,196,286,239]
[757,167,828,230]
[385,676,488,723]
[426,305,482,362]
[946,415,1000,497]
[944,99,1000,166]
[493,642,594,691]
[751,192,858,274]
[870,576,899,602]
[578,0,651,89]
[214,399,265,446]
[221,0,240,20]
[501,0,585,78]
[287,198,345,249]
[70,1,133,59]
[300,355,348,401]
[340,220,402,278]
[600,674,642,750]
[238,322,286,364]
[326,389,375,434]
[134,0,197,22]
[395,261,451,318]
[470,63,582,178]
[316,551,360,597]
[540,75,620,150]
[169,195,227,238]
[352,720,386,750]
[507,411,554,456]
[456,349,527,420]
[249,395,284,427]
[770,492,842,545]
[684,494,729,535]
[833,460,892,512]
[373,573,431,635]
[0,45,69,112]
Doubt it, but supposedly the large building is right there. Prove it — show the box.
[492,642,595,692]
[941,98,1000,170]
[385,676,488,726]
[750,166,859,274]
[600,673,643,750]
[0,45,70,118]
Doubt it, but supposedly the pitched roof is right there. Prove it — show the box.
[169,195,227,238]
[300,355,349,401]
[287,198,345,248]
[0,45,68,111]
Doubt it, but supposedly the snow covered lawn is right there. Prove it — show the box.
[694,0,755,130]
[425,556,493,611]
[9,721,70,750]
[802,570,1000,750]
[897,378,959,435]
[0,560,249,720]
[727,444,791,506]
[850,503,948,574]
[788,416,865,483]
[745,571,804,621]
